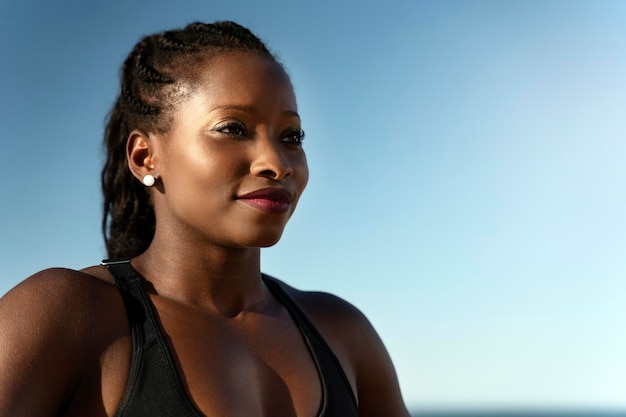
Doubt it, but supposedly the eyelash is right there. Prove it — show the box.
[215,122,247,137]
[281,128,305,146]
[214,123,305,146]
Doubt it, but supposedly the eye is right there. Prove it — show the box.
[214,122,247,137]
[281,128,305,146]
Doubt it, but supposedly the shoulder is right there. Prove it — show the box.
[268,277,370,352]
[0,265,124,351]
[268,277,411,417]
[1,265,116,320]
[0,266,125,415]
[272,278,367,326]
[0,265,120,327]
[271,278,382,368]
[4,263,115,293]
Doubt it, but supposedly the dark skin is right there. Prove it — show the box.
[0,52,410,417]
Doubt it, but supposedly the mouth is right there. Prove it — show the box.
[236,187,294,214]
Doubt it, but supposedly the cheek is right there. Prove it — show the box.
[166,141,244,185]
[160,149,222,215]
[295,153,309,191]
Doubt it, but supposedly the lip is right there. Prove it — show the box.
[236,187,294,214]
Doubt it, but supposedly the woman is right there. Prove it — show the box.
[0,21,410,417]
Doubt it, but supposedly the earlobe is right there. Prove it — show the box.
[127,130,159,185]
[142,174,156,187]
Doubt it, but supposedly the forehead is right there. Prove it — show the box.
[192,52,296,108]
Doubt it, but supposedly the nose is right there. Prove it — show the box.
[250,136,293,180]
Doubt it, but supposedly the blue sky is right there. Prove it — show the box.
[1,0,625,411]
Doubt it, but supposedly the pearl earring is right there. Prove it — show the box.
[142,174,156,187]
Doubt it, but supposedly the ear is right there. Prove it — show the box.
[127,129,158,183]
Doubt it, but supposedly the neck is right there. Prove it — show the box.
[131,229,266,316]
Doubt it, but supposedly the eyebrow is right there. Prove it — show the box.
[212,105,301,120]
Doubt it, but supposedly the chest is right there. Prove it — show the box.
[76,272,358,417]
[148,299,323,417]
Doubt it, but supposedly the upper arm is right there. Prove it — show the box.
[0,270,93,416]
[350,313,411,417]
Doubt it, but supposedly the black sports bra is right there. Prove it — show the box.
[104,260,359,417]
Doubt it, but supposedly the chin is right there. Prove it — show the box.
[243,229,285,248]
[234,219,289,247]
[252,235,283,248]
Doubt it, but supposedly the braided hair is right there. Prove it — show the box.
[102,21,277,259]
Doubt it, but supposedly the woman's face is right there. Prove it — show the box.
[151,52,309,249]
